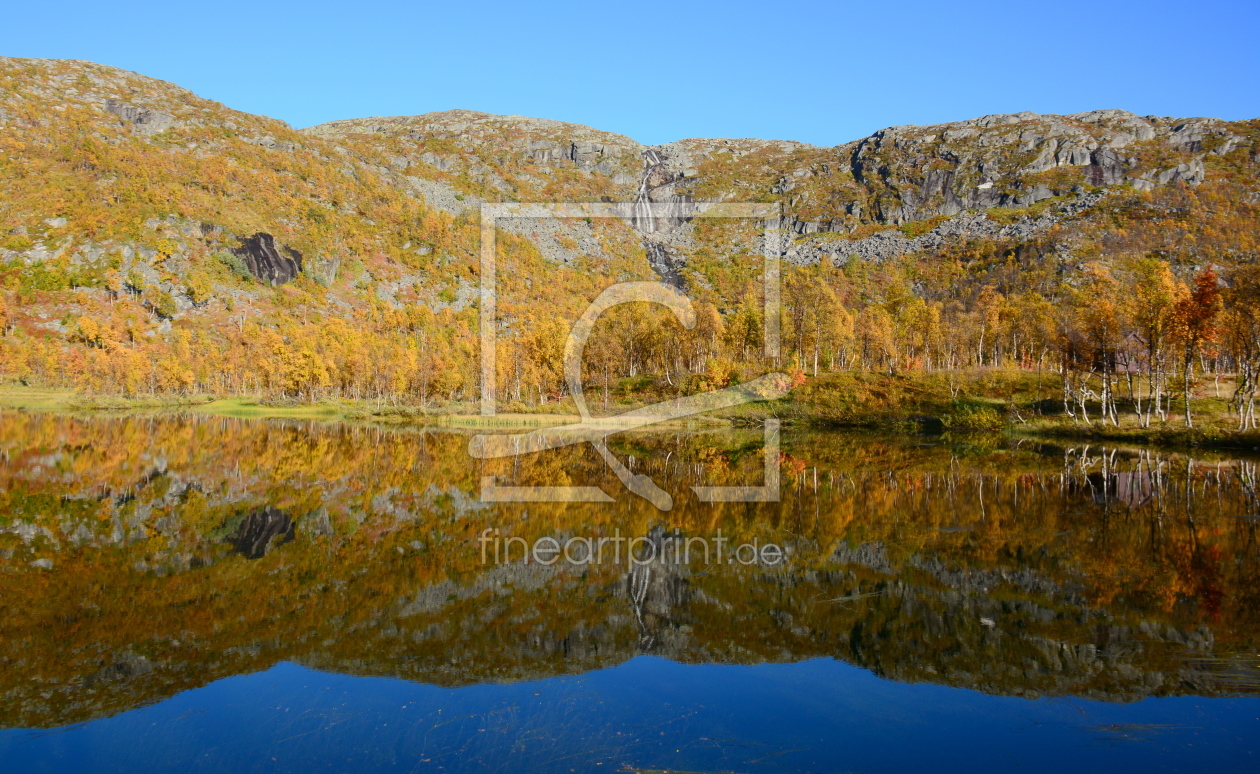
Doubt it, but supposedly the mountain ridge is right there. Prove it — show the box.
[306,105,1235,153]
[301,102,1241,224]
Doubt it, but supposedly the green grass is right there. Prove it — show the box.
[748,369,1260,451]
[193,398,345,420]
[0,386,717,430]
[779,370,1032,428]
[1015,419,1260,451]
[0,386,80,411]
[0,387,215,413]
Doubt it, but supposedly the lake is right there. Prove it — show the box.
[1,413,1258,772]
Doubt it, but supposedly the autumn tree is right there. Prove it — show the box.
[1223,265,1260,429]
[1077,265,1125,425]
[1170,266,1222,428]
[1128,257,1186,426]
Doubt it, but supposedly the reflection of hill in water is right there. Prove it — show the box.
[296,533,1248,703]
[1,415,1259,728]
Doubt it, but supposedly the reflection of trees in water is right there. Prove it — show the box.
[1234,460,1260,520]
[4,414,1260,727]
[1067,446,1236,514]
[629,561,652,650]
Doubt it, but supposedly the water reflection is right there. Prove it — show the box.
[227,506,294,559]
[1,413,1259,732]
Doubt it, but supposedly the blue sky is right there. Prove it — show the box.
[3,0,1257,146]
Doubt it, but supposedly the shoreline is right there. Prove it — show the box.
[2,381,1258,453]
[0,387,732,431]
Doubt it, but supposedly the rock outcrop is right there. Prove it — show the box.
[103,98,175,136]
[231,233,303,285]
[227,507,295,559]
[835,109,1230,225]
[305,109,644,196]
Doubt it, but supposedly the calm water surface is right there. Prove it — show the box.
[1,413,1258,772]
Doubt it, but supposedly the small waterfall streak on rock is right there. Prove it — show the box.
[631,149,688,287]
[629,563,655,650]
[633,149,664,234]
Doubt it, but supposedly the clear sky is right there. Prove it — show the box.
[3,0,1257,146]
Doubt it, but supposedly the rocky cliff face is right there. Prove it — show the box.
[304,103,1255,284]
[231,233,302,286]
[838,109,1227,221]
[304,105,1247,227]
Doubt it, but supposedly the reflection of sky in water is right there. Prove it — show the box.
[3,657,1257,773]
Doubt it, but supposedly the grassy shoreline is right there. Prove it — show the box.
[2,371,1258,452]
[0,387,731,430]
[1010,420,1260,451]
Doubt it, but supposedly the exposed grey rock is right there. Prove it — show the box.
[104,98,175,136]
[406,175,470,215]
[908,554,1068,598]
[305,109,643,191]
[302,106,1244,285]
[419,151,453,172]
[84,653,152,687]
[240,135,295,151]
[832,541,894,574]
[786,191,1107,266]
[299,507,334,539]
[304,253,341,287]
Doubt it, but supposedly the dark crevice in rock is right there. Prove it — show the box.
[228,506,294,559]
[231,233,303,285]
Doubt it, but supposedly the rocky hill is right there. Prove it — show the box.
[305,102,1256,265]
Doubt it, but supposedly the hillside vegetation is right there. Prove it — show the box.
[1,58,1259,440]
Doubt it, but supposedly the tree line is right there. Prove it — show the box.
[2,246,1258,430]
